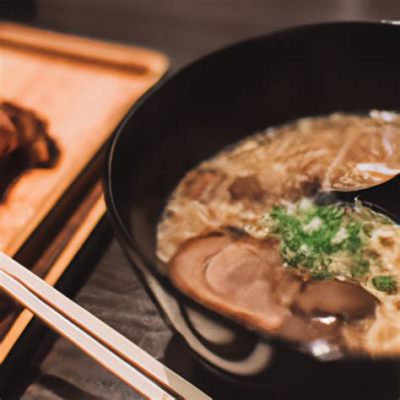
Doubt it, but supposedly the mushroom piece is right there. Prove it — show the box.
[228,175,264,202]
[294,279,378,320]
[169,232,302,332]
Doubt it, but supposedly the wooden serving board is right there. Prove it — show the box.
[0,23,168,367]
[0,181,106,364]
[0,22,169,256]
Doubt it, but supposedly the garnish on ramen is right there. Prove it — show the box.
[250,199,397,292]
[157,111,400,356]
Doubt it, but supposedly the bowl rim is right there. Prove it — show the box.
[104,19,400,268]
[103,20,400,366]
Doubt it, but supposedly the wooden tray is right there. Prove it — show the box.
[0,22,168,256]
[0,181,106,365]
[0,23,168,367]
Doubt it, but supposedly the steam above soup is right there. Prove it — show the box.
[157,111,400,356]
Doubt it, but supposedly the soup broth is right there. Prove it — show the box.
[157,111,400,356]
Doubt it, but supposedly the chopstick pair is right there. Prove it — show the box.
[0,252,211,400]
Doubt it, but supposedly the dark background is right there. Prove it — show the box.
[3,1,400,399]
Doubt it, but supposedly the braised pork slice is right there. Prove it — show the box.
[169,231,378,342]
[0,101,59,200]
[169,232,302,332]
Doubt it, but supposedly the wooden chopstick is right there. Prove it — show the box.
[0,269,173,400]
[0,252,211,400]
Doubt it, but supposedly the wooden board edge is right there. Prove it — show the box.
[1,21,169,256]
[0,21,170,77]
[0,22,170,360]
[4,105,119,257]
[0,194,107,363]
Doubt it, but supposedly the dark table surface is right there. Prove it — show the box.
[5,1,400,399]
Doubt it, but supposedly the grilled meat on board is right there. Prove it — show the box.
[0,101,59,201]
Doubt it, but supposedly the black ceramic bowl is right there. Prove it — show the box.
[105,21,400,388]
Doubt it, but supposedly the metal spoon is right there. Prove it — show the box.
[316,174,400,223]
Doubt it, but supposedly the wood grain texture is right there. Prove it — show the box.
[0,22,168,256]
[12,1,400,399]
[0,182,106,363]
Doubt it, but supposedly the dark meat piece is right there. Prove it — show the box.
[0,102,59,201]
[287,176,321,202]
[299,176,320,197]
[0,102,58,166]
[229,175,264,201]
[0,108,18,156]
[293,279,378,320]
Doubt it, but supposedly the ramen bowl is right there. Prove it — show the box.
[105,21,400,389]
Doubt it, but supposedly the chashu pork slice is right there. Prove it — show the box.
[168,232,302,333]
[168,231,378,342]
